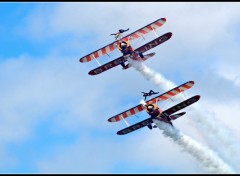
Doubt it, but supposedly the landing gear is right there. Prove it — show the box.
[120,56,128,69]
[147,124,153,130]
[167,116,171,121]
[120,62,126,69]
[139,52,144,58]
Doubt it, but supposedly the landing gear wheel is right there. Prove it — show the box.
[147,124,153,130]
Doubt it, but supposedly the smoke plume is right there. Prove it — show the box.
[153,120,234,173]
[128,58,237,173]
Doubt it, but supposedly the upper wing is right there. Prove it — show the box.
[79,42,118,63]
[79,18,166,63]
[145,80,195,104]
[121,18,166,41]
[108,104,145,122]
[108,80,195,122]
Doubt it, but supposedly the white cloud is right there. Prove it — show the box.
[1,2,240,173]
[36,129,203,173]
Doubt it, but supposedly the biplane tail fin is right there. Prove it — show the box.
[170,112,186,120]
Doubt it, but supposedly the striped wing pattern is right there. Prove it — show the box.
[146,81,194,105]
[79,18,166,63]
[80,43,117,63]
[108,81,194,122]
[108,104,145,122]
[125,18,166,41]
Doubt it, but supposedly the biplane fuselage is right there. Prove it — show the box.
[144,103,174,127]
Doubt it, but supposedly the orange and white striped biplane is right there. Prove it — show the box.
[107,81,200,135]
[79,18,172,75]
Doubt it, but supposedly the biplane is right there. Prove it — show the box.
[107,81,200,135]
[79,18,172,75]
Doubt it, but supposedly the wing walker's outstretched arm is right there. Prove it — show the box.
[110,28,130,40]
[110,28,130,36]
[141,90,159,100]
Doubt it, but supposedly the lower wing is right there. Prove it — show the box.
[117,117,153,135]
[88,52,156,75]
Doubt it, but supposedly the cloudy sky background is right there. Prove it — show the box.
[0,2,240,173]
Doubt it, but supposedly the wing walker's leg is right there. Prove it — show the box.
[120,115,130,127]
[93,55,101,66]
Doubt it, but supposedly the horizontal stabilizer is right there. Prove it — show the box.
[123,52,156,70]
[170,112,186,120]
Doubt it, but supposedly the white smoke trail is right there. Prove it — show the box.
[127,58,238,172]
[153,120,234,173]
[187,105,240,171]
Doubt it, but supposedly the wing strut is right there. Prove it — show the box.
[151,26,159,38]
[177,86,187,100]
[106,53,111,58]
[93,55,101,66]
[120,115,130,127]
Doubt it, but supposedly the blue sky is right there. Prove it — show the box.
[0,2,240,173]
